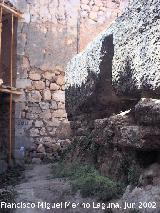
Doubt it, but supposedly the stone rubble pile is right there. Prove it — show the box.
[28,139,71,163]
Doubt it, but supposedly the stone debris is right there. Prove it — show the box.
[27,139,71,163]
[31,158,41,164]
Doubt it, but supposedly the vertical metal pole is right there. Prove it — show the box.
[0,6,2,155]
[9,14,14,165]
[0,6,2,80]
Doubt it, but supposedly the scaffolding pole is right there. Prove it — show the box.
[9,13,14,165]
[0,6,2,154]
[0,2,22,18]
[0,6,2,78]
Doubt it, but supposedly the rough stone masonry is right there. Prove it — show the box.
[8,0,128,163]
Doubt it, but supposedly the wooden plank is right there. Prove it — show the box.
[0,3,22,18]
[0,88,22,95]
[0,7,2,155]
[0,7,2,80]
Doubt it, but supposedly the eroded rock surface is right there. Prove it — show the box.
[135,98,160,125]
[113,183,160,213]
[65,1,160,207]
[66,0,160,118]
[66,98,160,212]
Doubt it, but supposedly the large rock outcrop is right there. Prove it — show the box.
[66,99,160,212]
[65,0,160,211]
[66,0,160,119]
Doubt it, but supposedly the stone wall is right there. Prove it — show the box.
[13,0,78,163]
[15,68,71,162]
[8,0,128,163]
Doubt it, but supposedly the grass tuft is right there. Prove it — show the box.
[52,162,123,201]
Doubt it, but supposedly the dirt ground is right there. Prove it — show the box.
[14,164,105,213]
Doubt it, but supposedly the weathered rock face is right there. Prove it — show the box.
[69,99,160,177]
[135,98,160,125]
[66,98,160,211]
[65,0,160,205]
[66,0,160,119]
[113,183,160,213]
